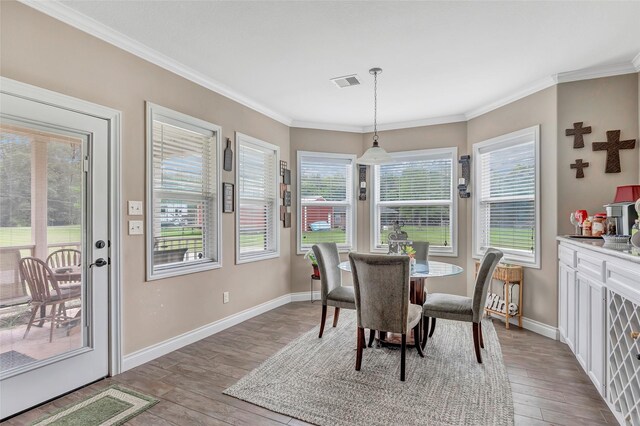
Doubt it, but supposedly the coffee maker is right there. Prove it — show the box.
[604,202,638,235]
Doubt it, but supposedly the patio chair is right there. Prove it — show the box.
[0,248,30,308]
[46,249,81,280]
[19,257,81,342]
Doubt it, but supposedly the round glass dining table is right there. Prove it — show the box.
[337,259,463,279]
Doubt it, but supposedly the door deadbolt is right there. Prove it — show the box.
[95,240,106,249]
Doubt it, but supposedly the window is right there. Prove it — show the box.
[236,133,279,263]
[297,151,356,253]
[473,125,540,268]
[146,103,221,280]
[371,148,457,255]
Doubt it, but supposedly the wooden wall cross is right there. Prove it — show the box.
[592,130,636,173]
[565,122,591,148]
[570,159,589,178]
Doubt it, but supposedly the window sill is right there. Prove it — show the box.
[236,251,280,265]
[472,252,540,269]
[146,261,222,281]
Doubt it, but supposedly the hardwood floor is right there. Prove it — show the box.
[3,302,616,425]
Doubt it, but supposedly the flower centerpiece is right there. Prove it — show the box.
[403,245,417,271]
[304,249,320,278]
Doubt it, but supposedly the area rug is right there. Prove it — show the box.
[224,310,513,426]
[0,350,36,370]
[31,386,158,426]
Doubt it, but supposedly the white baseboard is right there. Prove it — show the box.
[122,291,559,372]
[121,293,293,371]
[290,290,321,302]
[488,313,559,340]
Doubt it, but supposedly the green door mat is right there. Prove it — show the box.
[31,386,158,426]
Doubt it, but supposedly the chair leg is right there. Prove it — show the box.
[414,322,424,358]
[355,327,365,371]
[479,322,484,349]
[421,316,429,350]
[49,304,57,343]
[23,305,39,339]
[368,329,375,347]
[333,307,340,327]
[319,305,327,338]
[400,334,406,381]
[429,317,436,337]
[472,323,482,363]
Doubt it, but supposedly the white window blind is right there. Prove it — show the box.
[297,152,356,252]
[473,126,539,267]
[146,103,221,280]
[236,134,279,263]
[372,148,456,255]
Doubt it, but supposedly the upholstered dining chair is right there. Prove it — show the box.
[412,241,429,262]
[312,243,356,338]
[421,248,502,363]
[20,257,82,342]
[349,253,424,381]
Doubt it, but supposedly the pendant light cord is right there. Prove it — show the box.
[373,70,379,146]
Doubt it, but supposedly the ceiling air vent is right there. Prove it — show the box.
[330,74,360,88]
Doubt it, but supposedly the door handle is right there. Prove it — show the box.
[89,258,108,268]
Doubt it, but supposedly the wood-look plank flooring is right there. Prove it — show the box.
[3,302,616,425]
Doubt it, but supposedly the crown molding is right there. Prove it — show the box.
[362,114,467,133]
[20,0,293,127]
[290,121,365,133]
[555,61,637,83]
[633,52,640,72]
[464,76,557,120]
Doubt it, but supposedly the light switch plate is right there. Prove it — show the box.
[128,220,144,235]
[128,200,143,216]
[223,292,230,304]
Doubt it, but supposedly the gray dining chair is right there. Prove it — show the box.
[412,241,429,262]
[312,243,355,338]
[421,248,503,363]
[349,252,424,381]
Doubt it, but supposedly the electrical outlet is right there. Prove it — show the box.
[223,291,229,304]
[128,220,144,235]
[128,200,143,216]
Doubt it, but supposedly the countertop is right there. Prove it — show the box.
[557,235,640,264]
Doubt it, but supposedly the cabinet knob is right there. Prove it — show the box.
[632,331,640,340]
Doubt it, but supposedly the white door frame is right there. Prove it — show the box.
[0,76,123,376]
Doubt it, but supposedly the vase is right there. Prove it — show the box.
[312,264,320,278]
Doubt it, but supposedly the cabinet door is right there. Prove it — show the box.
[587,279,605,396]
[576,273,590,371]
[565,266,577,353]
[558,262,570,343]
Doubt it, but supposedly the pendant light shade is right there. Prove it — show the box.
[357,67,392,165]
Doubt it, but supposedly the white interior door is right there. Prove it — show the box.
[0,91,109,419]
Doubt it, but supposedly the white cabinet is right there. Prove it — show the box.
[557,238,640,426]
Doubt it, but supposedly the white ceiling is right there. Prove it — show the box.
[47,1,640,130]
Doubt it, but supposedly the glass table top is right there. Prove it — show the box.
[337,259,464,278]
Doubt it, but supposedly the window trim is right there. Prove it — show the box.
[145,102,222,281]
[296,151,357,255]
[235,132,280,264]
[472,125,540,268]
[369,147,458,257]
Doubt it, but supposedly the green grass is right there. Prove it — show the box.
[0,225,81,247]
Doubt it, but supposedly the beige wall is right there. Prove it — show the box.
[290,123,469,297]
[557,74,639,235]
[467,87,559,327]
[0,2,291,355]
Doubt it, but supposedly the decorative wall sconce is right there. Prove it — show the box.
[458,155,471,198]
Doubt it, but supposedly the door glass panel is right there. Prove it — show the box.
[0,122,86,376]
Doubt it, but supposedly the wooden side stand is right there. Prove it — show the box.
[476,261,524,329]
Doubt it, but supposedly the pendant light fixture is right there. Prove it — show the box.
[357,67,393,165]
